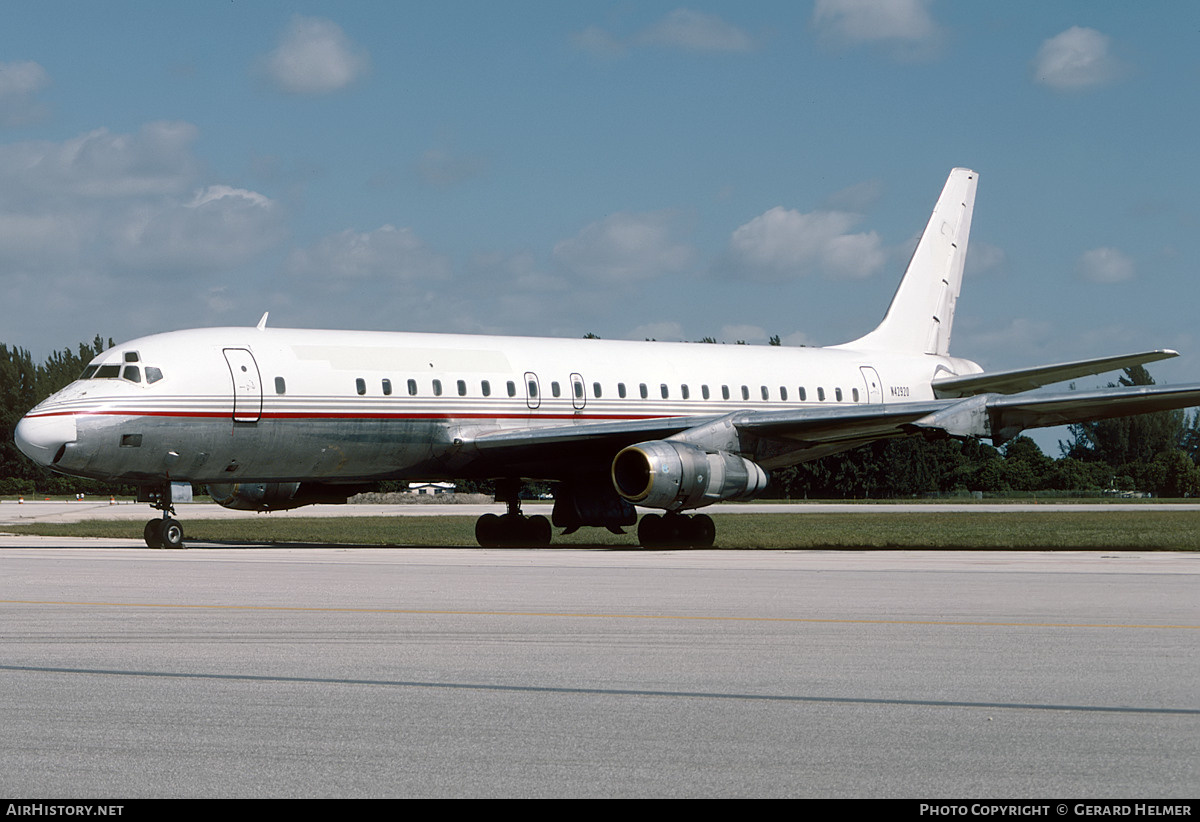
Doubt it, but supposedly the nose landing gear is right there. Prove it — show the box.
[140,484,185,549]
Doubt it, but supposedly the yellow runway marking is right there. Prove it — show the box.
[2,599,1197,630]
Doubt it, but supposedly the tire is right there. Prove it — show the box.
[526,515,552,546]
[143,519,163,549]
[475,513,501,547]
[637,514,662,548]
[692,514,716,548]
[160,518,184,549]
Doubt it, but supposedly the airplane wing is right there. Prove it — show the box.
[461,383,1200,473]
[931,350,1178,398]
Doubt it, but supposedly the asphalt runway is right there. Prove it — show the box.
[1,540,1197,798]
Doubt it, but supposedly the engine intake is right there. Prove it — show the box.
[611,440,768,511]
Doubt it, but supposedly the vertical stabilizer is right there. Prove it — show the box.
[836,168,977,356]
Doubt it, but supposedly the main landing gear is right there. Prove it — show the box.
[474,479,552,547]
[638,512,716,549]
[141,485,184,549]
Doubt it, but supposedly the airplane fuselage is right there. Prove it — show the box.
[17,325,984,485]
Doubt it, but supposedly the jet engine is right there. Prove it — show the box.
[207,482,360,511]
[611,440,768,511]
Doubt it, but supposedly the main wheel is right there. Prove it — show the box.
[475,513,502,547]
[691,514,716,548]
[525,514,552,546]
[160,518,184,549]
[638,514,662,548]
[143,519,163,549]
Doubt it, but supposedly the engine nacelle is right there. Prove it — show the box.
[611,440,768,511]
[207,482,360,511]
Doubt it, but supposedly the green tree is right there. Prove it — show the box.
[1064,366,1186,467]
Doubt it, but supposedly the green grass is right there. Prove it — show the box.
[6,511,1200,550]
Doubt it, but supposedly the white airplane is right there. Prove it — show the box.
[15,168,1200,549]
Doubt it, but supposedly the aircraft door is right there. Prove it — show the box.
[860,366,883,404]
[524,372,541,410]
[570,373,586,410]
[224,348,263,423]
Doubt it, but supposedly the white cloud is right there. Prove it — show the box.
[554,211,693,283]
[812,0,942,58]
[720,324,767,344]
[627,321,684,341]
[114,186,284,271]
[285,225,450,285]
[823,178,884,212]
[0,122,199,203]
[0,123,283,285]
[416,147,488,187]
[725,207,886,280]
[637,9,755,53]
[1032,27,1123,91]
[966,241,1006,276]
[575,9,754,56]
[0,61,50,127]
[1076,247,1135,283]
[572,26,626,57]
[261,17,369,95]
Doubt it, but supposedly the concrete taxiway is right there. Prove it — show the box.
[5,498,1200,525]
[1,539,1197,797]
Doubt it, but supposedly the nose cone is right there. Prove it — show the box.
[14,413,77,466]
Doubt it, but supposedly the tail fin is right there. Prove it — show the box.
[837,168,978,356]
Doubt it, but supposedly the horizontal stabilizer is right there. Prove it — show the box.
[932,350,1179,398]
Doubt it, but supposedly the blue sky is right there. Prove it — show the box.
[2,0,1199,413]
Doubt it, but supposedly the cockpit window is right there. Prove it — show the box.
[145,367,163,384]
[80,365,99,380]
[122,366,141,383]
[94,365,120,378]
[124,351,140,363]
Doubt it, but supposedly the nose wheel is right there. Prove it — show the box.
[142,484,185,549]
[144,517,185,549]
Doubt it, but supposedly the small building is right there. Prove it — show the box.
[407,481,456,496]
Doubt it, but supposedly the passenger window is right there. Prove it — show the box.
[482,380,491,397]
[433,379,443,396]
[574,381,583,399]
[799,387,807,401]
[761,386,769,401]
[818,387,825,401]
[507,381,516,397]
[123,366,141,383]
[741,386,750,401]
[722,385,730,400]
[681,385,690,400]
[275,377,286,395]
[835,387,843,402]
[780,386,788,401]
[618,383,627,399]
[145,367,163,384]
[408,379,418,396]
[660,384,669,399]
[528,380,538,398]
[593,382,602,398]
[852,388,860,402]
[551,381,561,398]
[356,378,366,395]
[457,380,467,396]
[639,384,648,399]
[382,379,392,396]
[702,385,710,400]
